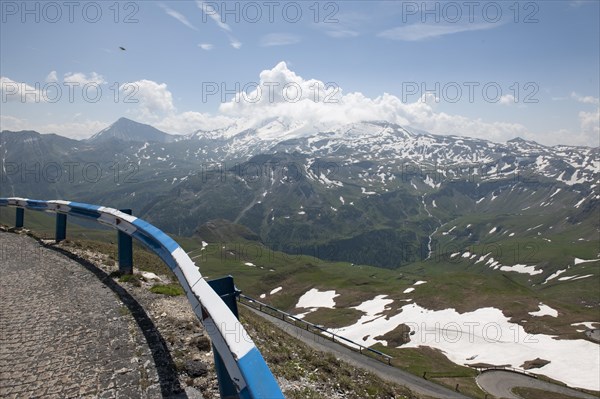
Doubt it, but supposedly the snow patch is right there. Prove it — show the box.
[529,303,558,317]
[475,253,491,264]
[354,295,394,316]
[527,224,544,231]
[574,258,599,265]
[361,187,376,195]
[543,269,568,284]
[332,301,600,391]
[499,264,543,275]
[319,173,343,187]
[559,274,594,281]
[296,288,339,309]
[574,197,587,208]
[424,175,440,188]
[549,188,562,198]
[571,322,599,330]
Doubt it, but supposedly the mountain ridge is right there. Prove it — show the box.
[3,117,598,150]
[1,118,598,271]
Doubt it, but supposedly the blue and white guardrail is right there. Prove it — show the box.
[0,197,284,399]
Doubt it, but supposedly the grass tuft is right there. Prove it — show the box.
[150,283,184,296]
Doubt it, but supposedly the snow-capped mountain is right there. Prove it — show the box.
[136,118,598,189]
[4,117,598,199]
[1,118,598,273]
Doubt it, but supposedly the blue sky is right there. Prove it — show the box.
[1,0,598,146]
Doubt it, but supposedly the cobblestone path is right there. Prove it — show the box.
[0,231,182,398]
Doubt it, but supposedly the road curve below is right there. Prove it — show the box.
[476,370,599,399]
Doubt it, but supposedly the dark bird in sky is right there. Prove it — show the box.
[119,46,126,51]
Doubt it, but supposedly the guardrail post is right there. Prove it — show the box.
[55,213,67,242]
[208,276,241,399]
[15,208,24,228]
[118,209,133,275]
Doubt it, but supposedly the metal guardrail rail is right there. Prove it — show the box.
[473,365,539,378]
[0,197,284,399]
[239,294,393,366]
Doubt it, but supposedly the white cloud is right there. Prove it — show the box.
[318,11,364,39]
[0,114,28,131]
[63,72,106,85]
[153,111,235,134]
[120,79,175,118]
[159,3,197,30]
[0,114,107,139]
[378,22,501,41]
[420,92,440,105]
[198,43,214,50]
[571,92,599,105]
[217,62,532,144]
[229,37,242,49]
[0,76,45,103]
[39,120,109,139]
[219,61,342,113]
[197,0,231,32]
[579,108,600,136]
[197,0,242,49]
[499,94,516,105]
[526,108,599,147]
[45,71,58,83]
[260,33,301,47]
[7,63,596,147]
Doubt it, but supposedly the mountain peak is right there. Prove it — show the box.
[507,136,546,150]
[507,136,542,145]
[88,117,175,143]
[114,116,135,124]
[507,137,527,143]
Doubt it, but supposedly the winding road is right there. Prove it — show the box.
[476,371,599,399]
[244,305,469,398]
